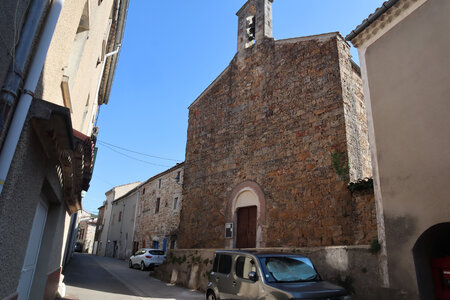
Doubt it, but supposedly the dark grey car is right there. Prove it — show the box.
[206,250,350,300]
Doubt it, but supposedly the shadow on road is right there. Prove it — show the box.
[62,253,136,296]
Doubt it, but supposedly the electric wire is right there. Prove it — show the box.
[97,140,182,162]
[99,142,173,168]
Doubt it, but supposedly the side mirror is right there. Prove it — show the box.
[248,271,258,282]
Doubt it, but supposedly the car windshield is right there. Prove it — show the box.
[148,250,164,255]
[261,256,319,283]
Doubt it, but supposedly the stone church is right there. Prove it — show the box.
[179,0,376,249]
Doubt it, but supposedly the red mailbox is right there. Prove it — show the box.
[431,257,450,300]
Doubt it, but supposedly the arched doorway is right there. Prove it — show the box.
[227,181,266,249]
[413,223,450,300]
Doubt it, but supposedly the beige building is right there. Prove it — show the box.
[134,163,184,251]
[0,0,128,299]
[347,0,450,299]
[95,181,140,256]
[106,186,140,259]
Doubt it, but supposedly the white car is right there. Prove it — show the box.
[129,248,166,271]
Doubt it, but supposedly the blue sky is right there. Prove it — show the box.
[82,0,384,214]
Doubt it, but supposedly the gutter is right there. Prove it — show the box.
[98,0,129,105]
[0,0,64,194]
[345,0,399,41]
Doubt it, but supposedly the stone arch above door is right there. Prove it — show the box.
[226,181,266,248]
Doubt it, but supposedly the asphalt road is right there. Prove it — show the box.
[60,253,203,300]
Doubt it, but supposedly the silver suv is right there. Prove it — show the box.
[206,250,350,300]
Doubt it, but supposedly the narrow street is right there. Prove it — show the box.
[60,253,203,300]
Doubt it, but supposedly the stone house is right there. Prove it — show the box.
[106,185,140,259]
[95,181,140,257]
[76,215,97,254]
[134,163,184,252]
[93,204,105,254]
[347,0,450,299]
[0,0,128,299]
[179,0,376,250]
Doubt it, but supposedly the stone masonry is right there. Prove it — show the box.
[134,163,184,250]
[178,19,376,248]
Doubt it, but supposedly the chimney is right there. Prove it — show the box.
[236,0,274,52]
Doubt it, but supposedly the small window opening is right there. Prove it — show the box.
[245,16,255,48]
[155,198,160,213]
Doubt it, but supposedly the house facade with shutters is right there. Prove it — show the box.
[106,185,140,259]
[95,181,141,257]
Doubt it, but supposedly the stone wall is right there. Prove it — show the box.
[153,246,381,300]
[179,33,377,249]
[338,41,372,181]
[351,186,377,245]
[134,163,184,250]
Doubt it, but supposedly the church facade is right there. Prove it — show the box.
[178,0,376,249]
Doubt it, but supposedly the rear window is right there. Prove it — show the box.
[213,254,232,274]
[218,254,232,274]
[149,250,165,255]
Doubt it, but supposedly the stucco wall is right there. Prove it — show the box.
[107,190,139,259]
[0,114,68,299]
[362,0,450,297]
[97,182,140,256]
[35,0,115,135]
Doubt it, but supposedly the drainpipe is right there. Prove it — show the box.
[105,45,121,58]
[0,0,65,195]
[0,0,47,135]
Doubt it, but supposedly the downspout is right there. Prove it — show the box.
[0,0,47,137]
[0,0,64,194]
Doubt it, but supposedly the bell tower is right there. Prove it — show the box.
[236,0,274,52]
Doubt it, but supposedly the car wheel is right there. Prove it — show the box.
[140,261,146,271]
[206,290,217,300]
[129,260,133,268]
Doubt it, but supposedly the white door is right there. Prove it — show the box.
[16,200,48,300]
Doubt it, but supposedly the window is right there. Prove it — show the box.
[152,240,159,249]
[213,254,232,274]
[118,211,122,222]
[213,255,219,272]
[155,198,160,213]
[261,256,318,283]
[236,256,256,279]
[170,239,176,249]
[173,197,178,210]
[158,179,162,188]
[142,187,145,195]
[175,171,181,183]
